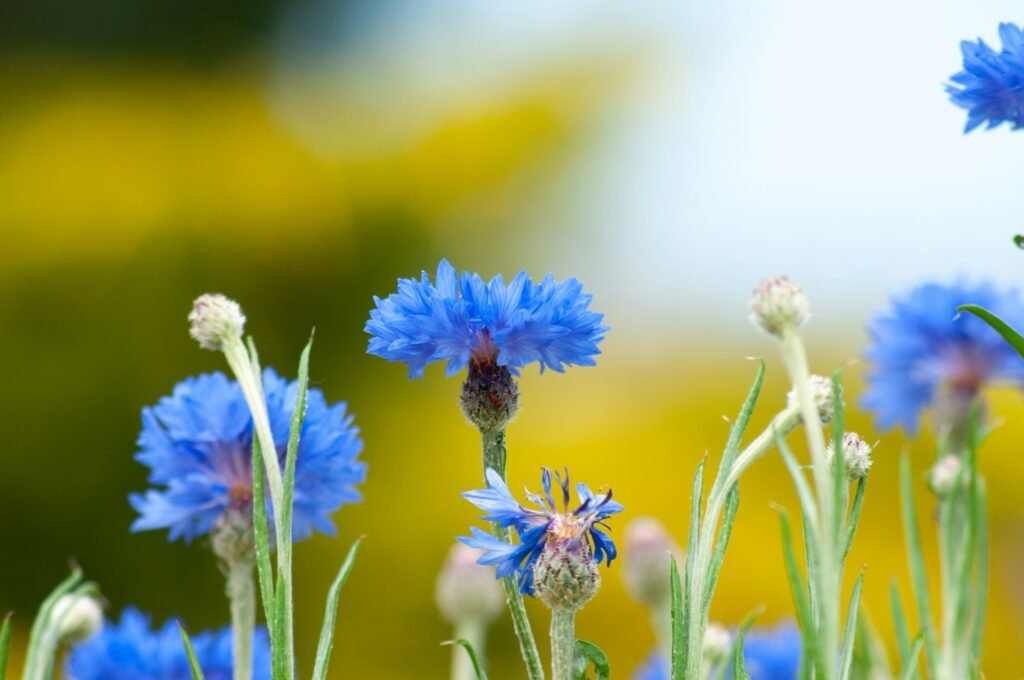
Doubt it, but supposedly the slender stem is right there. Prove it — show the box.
[451,620,485,680]
[227,558,256,680]
[480,426,545,680]
[550,609,576,680]
[778,328,838,679]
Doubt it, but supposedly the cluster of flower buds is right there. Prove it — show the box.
[786,374,838,424]
[825,432,874,481]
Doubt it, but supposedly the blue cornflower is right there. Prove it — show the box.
[459,467,623,596]
[365,259,608,378]
[130,368,366,543]
[947,23,1024,132]
[862,281,1024,434]
[66,607,271,680]
[631,623,800,680]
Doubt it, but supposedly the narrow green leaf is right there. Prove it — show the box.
[842,478,867,564]
[670,556,684,680]
[1014,234,1024,249]
[897,634,923,680]
[774,506,817,674]
[0,612,11,680]
[900,453,937,678]
[952,408,981,640]
[573,640,610,680]
[703,486,739,613]
[831,371,848,558]
[889,581,912,677]
[969,481,989,668]
[251,435,275,626]
[838,570,865,680]
[729,609,759,680]
[776,434,819,537]
[681,459,705,669]
[712,360,766,494]
[280,336,313,564]
[178,623,207,680]
[956,304,1024,359]
[442,639,488,680]
[311,537,363,680]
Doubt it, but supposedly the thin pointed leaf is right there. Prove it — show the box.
[443,639,488,680]
[573,640,610,680]
[713,360,765,495]
[774,506,817,673]
[670,556,684,680]
[969,482,989,668]
[0,613,11,680]
[897,634,924,680]
[900,453,938,677]
[842,478,867,564]
[729,610,759,680]
[953,409,981,640]
[23,567,83,679]
[703,486,739,612]
[280,336,313,560]
[251,435,275,626]
[838,570,864,680]
[831,371,848,557]
[178,623,207,680]
[890,581,912,676]
[681,459,705,669]
[776,433,819,537]
[311,536,363,680]
[957,304,1024,359]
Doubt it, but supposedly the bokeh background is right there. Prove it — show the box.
[2,0,1024,677]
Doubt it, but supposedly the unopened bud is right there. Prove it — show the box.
[189,294,246,351]
[928,455,963,496]
[703,622,732,666]
[826,432,874,480]
[52,594,103,643]
[460,360,519,432]
[211,507,255,565]
[622,517,679,606]
[435,544,504,625]
[787,374,837,424]
[750,276,809,337]
[533,540,601,612]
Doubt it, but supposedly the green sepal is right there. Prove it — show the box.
[573,640,610,680]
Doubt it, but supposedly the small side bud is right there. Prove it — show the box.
[189,294,246,351]
[622,517,680,607]
[787,374,837,424]
[750,276,810,337]
[460,359,519,432]
[52,594,103,643]
[928,455,963,496]
[435,544,504,625]
[211,506,255,565]
[533,540,601,612]
[826,432,874,480]
[703,622,732,666]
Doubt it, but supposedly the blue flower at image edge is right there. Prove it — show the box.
[66,608,270,680]
[947,22,1024,132]
[365,259,608,378]
[632,623,801,680]
[459,468,623,595]
[130,368,366,543]
[862,281,1024,434]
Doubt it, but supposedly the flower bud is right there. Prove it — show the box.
[189,294,246,351]
[928,455,963,496]
[460,359,519,432]
[703,622,732,666]
[826,432,874,480]
[787,374,837,424]
[211,506,255,565]
[622,517,679,607]
[533,539,601,612]
[52,594,103,643]
[435,544,504,625]
[750,276,810,337]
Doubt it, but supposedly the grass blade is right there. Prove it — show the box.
[178,623,207,680]
[957,305,1024,359]
[573,640,610,680]
[837,569,865,680]
[900,453,937,678]
[889,581,913,676]
[311,536,363,680]
[670,556,684,680]
[898,634,924,680]
[774,505,817,674]
[442,640,488,680]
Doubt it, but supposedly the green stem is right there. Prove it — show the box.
[451,620,485,680]
[480,427,545,680]
[550,609,576,680]
[227,558,256,680]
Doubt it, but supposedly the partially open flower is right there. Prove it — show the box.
[750,276,809,337]
[188,294,246,351]
[826,432,874,481]
[787,374,837,424]
[435,544,504,626]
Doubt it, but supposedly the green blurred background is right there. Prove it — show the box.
[2,0,1024,677]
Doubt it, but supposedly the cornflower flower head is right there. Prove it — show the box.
[65,608,271,680]
[862,281,1024,434]
[459,467,623,609]
[129,368,366,544]
[947,23,1024,133]
[366,260,608,430]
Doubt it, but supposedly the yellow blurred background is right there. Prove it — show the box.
[2,0,1024,677]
